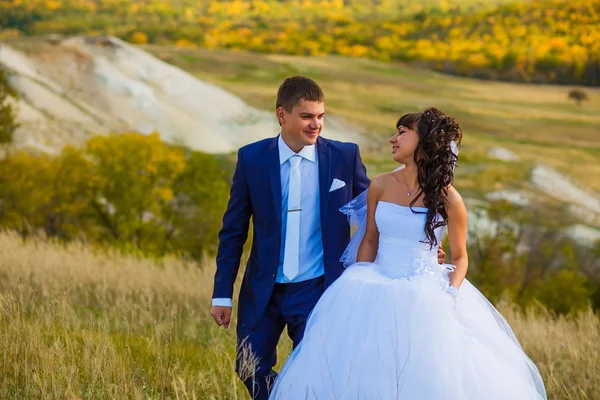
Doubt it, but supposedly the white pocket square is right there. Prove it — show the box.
[329,178,346,192]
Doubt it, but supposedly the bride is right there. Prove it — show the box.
[269,107,547,399]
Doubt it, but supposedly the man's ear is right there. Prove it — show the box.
[276,106,286,126]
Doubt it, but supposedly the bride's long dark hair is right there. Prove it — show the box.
[396,107,462,248]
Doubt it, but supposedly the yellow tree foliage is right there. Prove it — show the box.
[1,0,599,84]
[0,132,229,258]
[77,133,186,246]
[175,38,197,48]
[0,152,55,235]
[128,31,148,45]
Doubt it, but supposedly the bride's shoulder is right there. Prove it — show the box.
[365,173,392,202]
[369,173,393,191]
[444,186,466,213]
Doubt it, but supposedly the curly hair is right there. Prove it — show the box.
[396,107,462,248]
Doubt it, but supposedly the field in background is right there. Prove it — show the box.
[149,46,600,199]
[0,231,598,399]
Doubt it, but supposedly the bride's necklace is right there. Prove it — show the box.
[400,171,419,197]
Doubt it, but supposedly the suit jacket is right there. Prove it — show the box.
[213,136,371,328]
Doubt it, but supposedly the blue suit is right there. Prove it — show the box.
[213,135,370,399]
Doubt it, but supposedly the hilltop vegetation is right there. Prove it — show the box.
[1,0,599,85]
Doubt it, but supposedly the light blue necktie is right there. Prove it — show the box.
[283,155,302,280]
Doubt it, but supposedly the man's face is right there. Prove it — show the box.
[278,99,324,152]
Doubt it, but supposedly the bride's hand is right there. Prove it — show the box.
[437,245,446,264]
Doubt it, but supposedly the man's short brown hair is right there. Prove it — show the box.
[276,76,324,112]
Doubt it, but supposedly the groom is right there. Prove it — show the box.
[210,76,370,399]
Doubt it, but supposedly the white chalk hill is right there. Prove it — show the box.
[0,36,357,154]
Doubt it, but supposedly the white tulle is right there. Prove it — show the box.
[338,188,368,268]
[270,201,546,400]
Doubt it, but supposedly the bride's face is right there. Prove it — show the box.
[389,125,419,163]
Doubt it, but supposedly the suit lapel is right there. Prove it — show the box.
[317,137,331,239]
[267,136,283,227]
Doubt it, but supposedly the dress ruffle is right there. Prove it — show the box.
[270,262,546,400]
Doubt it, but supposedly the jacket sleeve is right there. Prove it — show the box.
[352,143,371,198]
[213,148,253,299]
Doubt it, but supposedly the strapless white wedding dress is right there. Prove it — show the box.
[270,200,546,400]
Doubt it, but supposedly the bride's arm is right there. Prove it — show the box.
[445,186,468,289]
[356,178,384,263]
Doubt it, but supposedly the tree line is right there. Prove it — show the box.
[0,0,599,86]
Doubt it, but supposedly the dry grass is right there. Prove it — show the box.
[0,231,247,399]
[0,231,598,399]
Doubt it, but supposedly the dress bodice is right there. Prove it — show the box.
[374,201,445,279]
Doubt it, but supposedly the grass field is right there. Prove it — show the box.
[148,46,600,199]
[0,231,598,399]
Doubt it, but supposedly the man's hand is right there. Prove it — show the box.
[437,246,446,264]
[210,306,232,329]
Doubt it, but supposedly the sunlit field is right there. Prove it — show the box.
[0,231,598,399]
